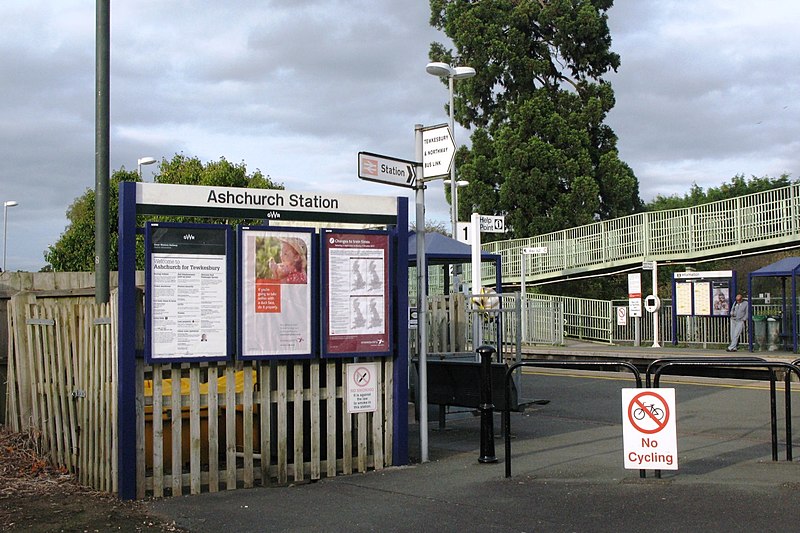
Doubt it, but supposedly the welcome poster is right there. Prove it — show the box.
[146,223,231,363]
[240,227,313,359]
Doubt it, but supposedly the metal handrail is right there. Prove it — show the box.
[503,360,642,479]
[645,357,767,387]
[651,361,800,463]
[485,183,800,285]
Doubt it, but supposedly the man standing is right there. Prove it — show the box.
[726,293,749,351]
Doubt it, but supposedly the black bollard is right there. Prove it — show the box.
[477,345,498,463]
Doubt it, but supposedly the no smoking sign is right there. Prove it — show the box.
[346,363,379,414]
[621,388,678,470]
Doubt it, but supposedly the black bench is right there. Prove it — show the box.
[414,359,525,412]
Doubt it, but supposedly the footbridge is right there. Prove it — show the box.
[483,183,800,287]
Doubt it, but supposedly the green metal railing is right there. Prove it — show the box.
[484,183,800,285]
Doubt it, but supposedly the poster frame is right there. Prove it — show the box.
[671,270,737,345]
[144,222,234,364]
[237,225,318,361]
[321,228,393,358]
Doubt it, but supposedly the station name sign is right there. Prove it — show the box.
[135,182,397,221]
[206,189,339,209]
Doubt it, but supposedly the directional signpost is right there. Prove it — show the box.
[358,152,418,189]
[357,123,456,466]
[422,124,455,179]
[470,212,506,349]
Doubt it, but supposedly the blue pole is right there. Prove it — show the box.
[393,196,409,466]
[117,182,138,499]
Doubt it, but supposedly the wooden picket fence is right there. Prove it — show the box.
[137,357,393,498]
[5,291,117,492]
[426,294,468,353]
[5,289,395,498]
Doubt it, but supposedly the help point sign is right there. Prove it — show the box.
[621,388,678,470]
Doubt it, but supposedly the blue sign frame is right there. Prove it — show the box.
[144,222,234,364]
[117,181,409,500]
[321,228,394,358]
[237,226,318,360]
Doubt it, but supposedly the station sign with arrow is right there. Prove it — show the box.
[358,152,418,189]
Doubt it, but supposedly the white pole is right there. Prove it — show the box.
[652,261,660,348]
[471,213,482,351]
[520,251,527,342]
[2,204,8,272]
[414,124,429,462]
[2,201,18,272]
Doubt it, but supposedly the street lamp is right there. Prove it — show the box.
[443,179,469,236]
[137,156,157,179]
[3,200,19,272]
[426,62,476,237]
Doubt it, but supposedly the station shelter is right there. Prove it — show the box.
[748,257,800,352]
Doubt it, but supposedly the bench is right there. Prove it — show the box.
[413,359,528,412]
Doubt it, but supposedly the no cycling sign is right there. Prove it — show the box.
[621,389,678,470]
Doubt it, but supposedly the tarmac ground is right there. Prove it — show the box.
[148,344,800,532]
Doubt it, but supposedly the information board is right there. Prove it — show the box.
[146,223,232,363]
[323,230,391,356]
[673,271,733,317]
[239,227,314,359]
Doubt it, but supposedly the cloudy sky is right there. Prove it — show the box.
[2,1,799,272]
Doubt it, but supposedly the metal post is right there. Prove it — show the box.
[414,124,429,463]
[95,0,110,303]
[2,203,11,272]
[449,76,456,238]
[520,251,527,342]
[477,344,498,463]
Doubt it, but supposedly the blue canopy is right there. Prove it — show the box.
[407,231,501,265]
[749,257,800,277]
[748,257,800,352]
[407,231,502,293]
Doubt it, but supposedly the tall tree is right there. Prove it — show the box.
[429,0,641,239]
[44,155,282,271]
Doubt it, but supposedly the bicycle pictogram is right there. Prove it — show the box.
[633,403,665,421]
[626,390,670,434]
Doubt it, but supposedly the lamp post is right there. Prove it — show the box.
[425,62,476,237]
[137,156,157,179]
[3,200,19,272]
[443,179,469,239]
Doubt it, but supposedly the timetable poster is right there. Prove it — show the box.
[693,281,711,316]
[240,228,312,358]
[675,282,693,316]
[325,232,390,356]
[147,224,229,362]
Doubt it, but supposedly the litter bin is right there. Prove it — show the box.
[767,316,781,351]
[753,315,767,351]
